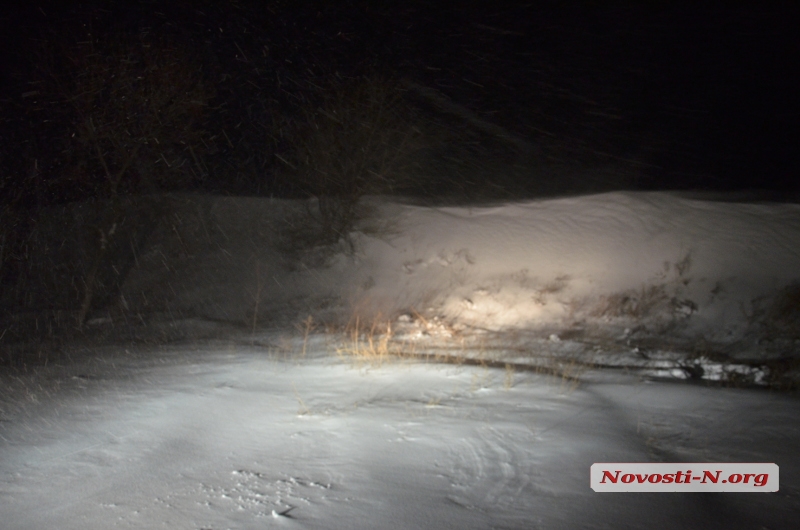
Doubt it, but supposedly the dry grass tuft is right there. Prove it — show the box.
[327,309,596,392]
[335,316,405,367]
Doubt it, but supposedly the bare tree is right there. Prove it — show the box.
[35,29,214,326]
[281,76,424,247]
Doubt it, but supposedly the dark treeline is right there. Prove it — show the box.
[2,1,392,208]
[2,2,797,211]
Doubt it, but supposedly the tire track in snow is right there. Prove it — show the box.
[446,424,536,512]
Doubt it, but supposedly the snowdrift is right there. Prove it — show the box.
[107,192,800,360]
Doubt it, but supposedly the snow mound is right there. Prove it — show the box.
[108,192,798,352]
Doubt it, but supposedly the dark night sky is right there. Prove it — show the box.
[1,2,798,201]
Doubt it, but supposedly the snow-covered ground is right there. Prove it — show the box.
[2,191,799,528]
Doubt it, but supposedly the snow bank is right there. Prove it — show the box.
[117,192,800,358]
